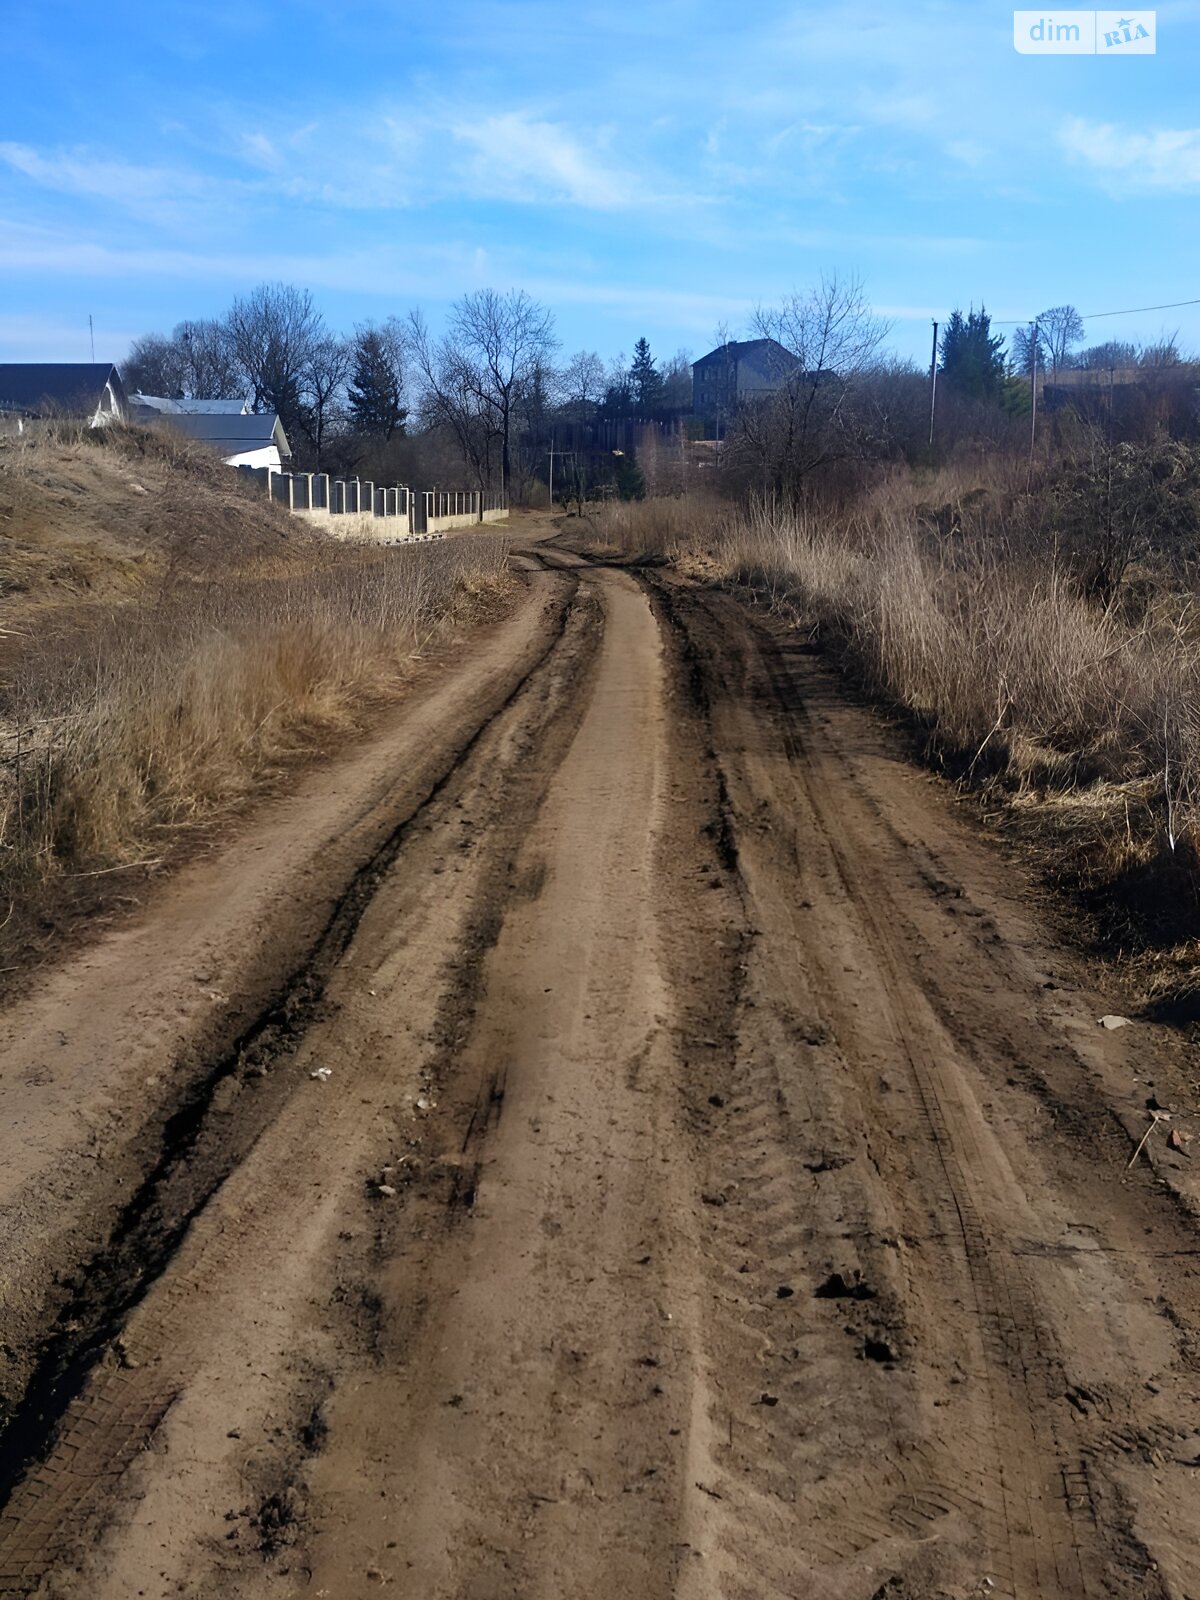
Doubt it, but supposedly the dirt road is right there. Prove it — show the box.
[3,525,1200,1599]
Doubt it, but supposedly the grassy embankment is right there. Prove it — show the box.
[0,422,511,967]
[583,457,1200,990]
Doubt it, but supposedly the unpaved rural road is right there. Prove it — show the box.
[2,521,1200,1599]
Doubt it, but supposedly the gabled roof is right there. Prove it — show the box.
[692,338,798,368]
[151,410,291,457]
[0,363,124,414]
[133,394,250,415]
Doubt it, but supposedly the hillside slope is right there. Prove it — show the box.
[0,424,316,630]
[0,425,514,978]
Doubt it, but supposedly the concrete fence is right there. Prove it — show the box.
[418,489,509,534]
[238,467,508,542]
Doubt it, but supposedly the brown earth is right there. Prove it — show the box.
[2,521,1200,1599]
[0,427,312,635]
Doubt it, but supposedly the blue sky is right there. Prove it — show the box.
[3,0,1200,371]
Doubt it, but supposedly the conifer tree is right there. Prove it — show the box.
[939,307,1007,402]
[348,321,407,440]
[629,337,665,413]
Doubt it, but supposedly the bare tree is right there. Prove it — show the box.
[298,335,352,468]
[445,290,558,493]
[1010,324,1044,380]
[1077,339,1137,371]
[407,309,500,490]
[603,351,633,415]
[660,348,694,412]
[225,283,325,438]
[123,319,240,400]
[1036,305,1085,383]
[176,320,241,399]
[1139,333,1183,368]
[735,275,889,499]
[123,333,186,398]
[559,350,607,420]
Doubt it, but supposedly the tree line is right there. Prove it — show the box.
[695,280,1200,505]
[937,302,1192,404]
[124,278,1199,509]
[123,284,692,496]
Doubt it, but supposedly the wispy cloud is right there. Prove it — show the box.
[1059,117,1200,192]
[448,111,636,208]
[0,141,265,237]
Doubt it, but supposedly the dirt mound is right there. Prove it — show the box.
[0,423,316,624]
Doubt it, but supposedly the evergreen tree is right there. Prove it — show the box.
[939,307,1007,403]
[348,323,407,440]
[614,452,646,500]
[629,337,665,413]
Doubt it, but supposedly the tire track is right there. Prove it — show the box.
[0,571,598,1597]
[650,576,1107,1600]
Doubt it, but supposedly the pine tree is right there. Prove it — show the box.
[629,338,665,414]
[348,324,407,440]
[939,307,1007,403]
[614,452,646,500]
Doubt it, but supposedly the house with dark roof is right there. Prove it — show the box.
[0,363,128,429]
[149,410,292,471]
[691,339,802,430]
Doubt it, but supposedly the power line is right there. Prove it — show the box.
[1082,296,1200,322]
[988,295,1200,327]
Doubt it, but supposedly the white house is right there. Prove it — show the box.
[149,410,293,470]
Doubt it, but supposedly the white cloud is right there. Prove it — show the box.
[1059,117,1200,192]
[0,143,227,208]
[239,132,283,172]
[447,111,642,209]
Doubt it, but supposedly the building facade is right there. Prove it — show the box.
[691,339,801,431]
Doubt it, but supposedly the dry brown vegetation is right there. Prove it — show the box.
[0,424,512,967]
[584,456,1200,971]
[0,420,320,626]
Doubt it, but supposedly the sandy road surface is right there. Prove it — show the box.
[3,526,1200,1599]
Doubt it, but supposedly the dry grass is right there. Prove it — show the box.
[583,473,1200,956]
[0,421,316,626]
[0,427,512,964]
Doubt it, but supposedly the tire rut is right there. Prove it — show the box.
[645,573,1130,1600]
[0,570,595,1597]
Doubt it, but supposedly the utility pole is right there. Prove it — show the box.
[1108,364,1116,444]
[1029,320,1039,466]
[548,435,557,509]
[928,319,939,447]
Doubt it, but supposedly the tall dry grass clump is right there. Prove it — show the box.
[584,474,1200,937]
[582,492,728,561]
[0,535,511,948]
[726,501,1200,789]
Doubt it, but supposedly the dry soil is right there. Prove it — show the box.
[1,524,1200,1600]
